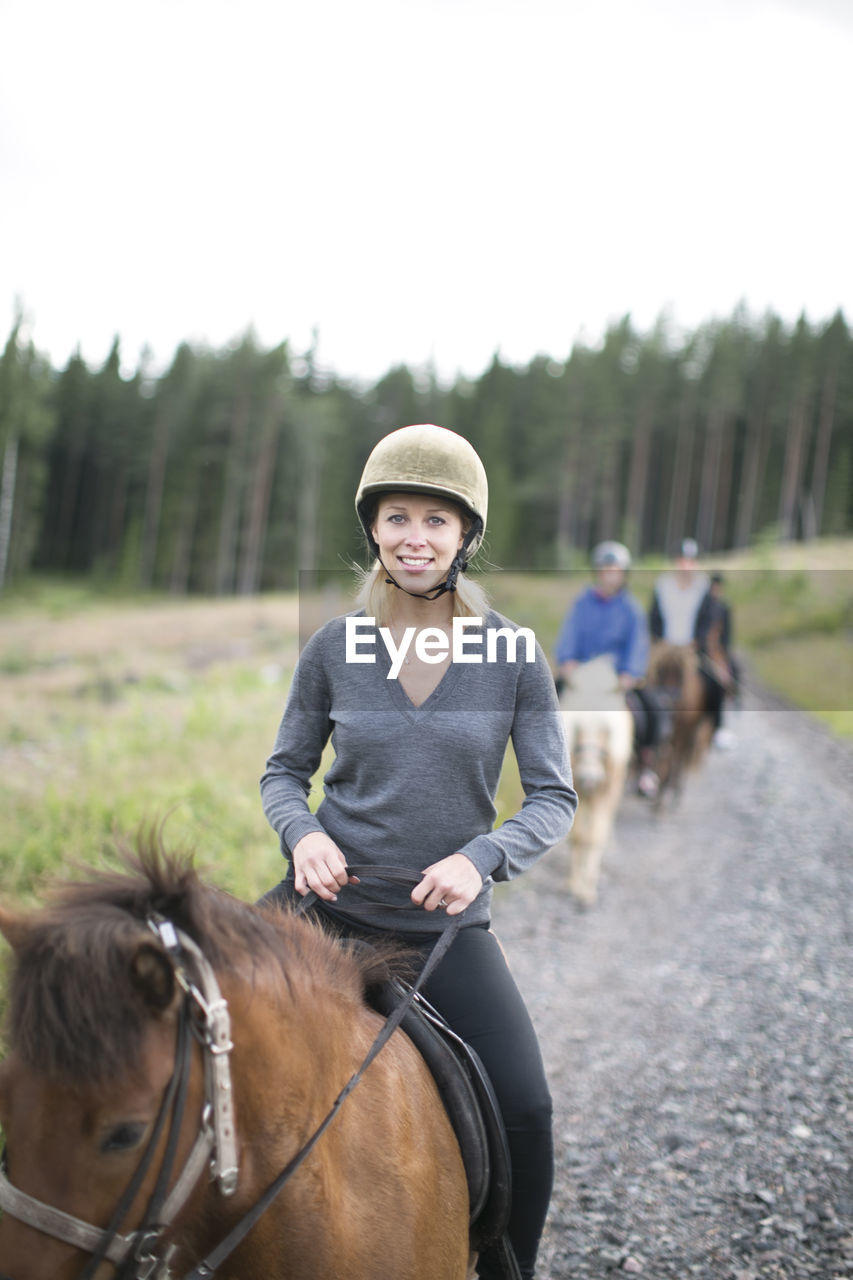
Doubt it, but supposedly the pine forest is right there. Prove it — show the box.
[1,305,851,594]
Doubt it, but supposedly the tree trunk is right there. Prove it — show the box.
[665,397,696,555]
[623,404,653,553]
[809,365,838,538]
[713,418,734,550]
[734,397,768,548]
[555,427,574,559]
[595,429,621,545]
[777,398,809,541]
[0,433,19,589]
[107,461,129,573]
[139,402,170,588]
[297,424,320,591]
[169,485,199,595]
[696,410,724,553]
[238,396,281,595]
[567,429,596,553]
[215,389,251,595]
[53,441,85,570]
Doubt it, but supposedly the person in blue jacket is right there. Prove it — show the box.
[555,540,660,797]
[556,541,648,690]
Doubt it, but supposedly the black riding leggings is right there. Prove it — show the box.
[419,924,554,1280]
[700,670,726,731]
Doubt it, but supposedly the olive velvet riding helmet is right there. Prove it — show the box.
[355,423,489,597]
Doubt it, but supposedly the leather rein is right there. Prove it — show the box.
[0,869,460,1279]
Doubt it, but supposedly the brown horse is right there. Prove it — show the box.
[0,839,473,1280]
[644,641,716,807]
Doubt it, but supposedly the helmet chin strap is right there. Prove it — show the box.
[382,552,466,601]
[380,522,481,602]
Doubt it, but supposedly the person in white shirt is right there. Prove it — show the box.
[649,538,712,645]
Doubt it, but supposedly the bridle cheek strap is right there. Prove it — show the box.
[152,921,238,1196]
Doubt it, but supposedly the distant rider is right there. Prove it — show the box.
[649,540,734,748]
[703,572,738,746]
[649,537,712,646]
[555,540,660,797]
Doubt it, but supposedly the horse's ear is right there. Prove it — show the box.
[0,905,31,953]
[130,941,177,1012]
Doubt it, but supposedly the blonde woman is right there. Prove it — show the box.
[261,424,576,1279]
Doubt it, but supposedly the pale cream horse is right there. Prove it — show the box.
[559,656,634,906]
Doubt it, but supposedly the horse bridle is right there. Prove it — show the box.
[0,876,460,1279]
[0,918,238,1280]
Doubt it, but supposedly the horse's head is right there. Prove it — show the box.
[0,858,227,1280]
[561,660,635,798]
[646,641,705,734]
[570,726,611,793]
[646,641,691,693]
[0,843,475,1280]
[561,707,634,796]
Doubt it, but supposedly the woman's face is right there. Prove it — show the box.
[371,493,465,593]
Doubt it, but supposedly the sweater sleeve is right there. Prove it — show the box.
[459,643,577,882]
[260,629,333,858]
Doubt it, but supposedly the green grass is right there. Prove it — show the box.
[747,633,853,734]
[0,663,288,906]
[710,564,853,732]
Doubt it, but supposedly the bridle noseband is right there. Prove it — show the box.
[0,918,238,1280]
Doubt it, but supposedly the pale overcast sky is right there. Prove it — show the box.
[2,0,851,383]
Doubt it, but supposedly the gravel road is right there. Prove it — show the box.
[492,694,853,1280]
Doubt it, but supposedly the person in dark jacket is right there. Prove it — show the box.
[700,572,738,746]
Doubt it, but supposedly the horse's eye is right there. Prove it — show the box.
[100,1122,146,1153]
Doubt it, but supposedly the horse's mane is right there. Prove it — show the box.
[3,832,398,1082]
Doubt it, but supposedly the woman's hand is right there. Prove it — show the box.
[411,852,483,917]
[292,831,357,901]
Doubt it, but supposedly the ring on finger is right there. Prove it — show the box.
[439,897,448,908]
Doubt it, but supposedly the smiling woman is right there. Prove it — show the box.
[259,422,577,1280]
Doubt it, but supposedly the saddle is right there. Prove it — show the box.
[369,976,513,1253]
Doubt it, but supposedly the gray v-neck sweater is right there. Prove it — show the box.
[260,610,576,932]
